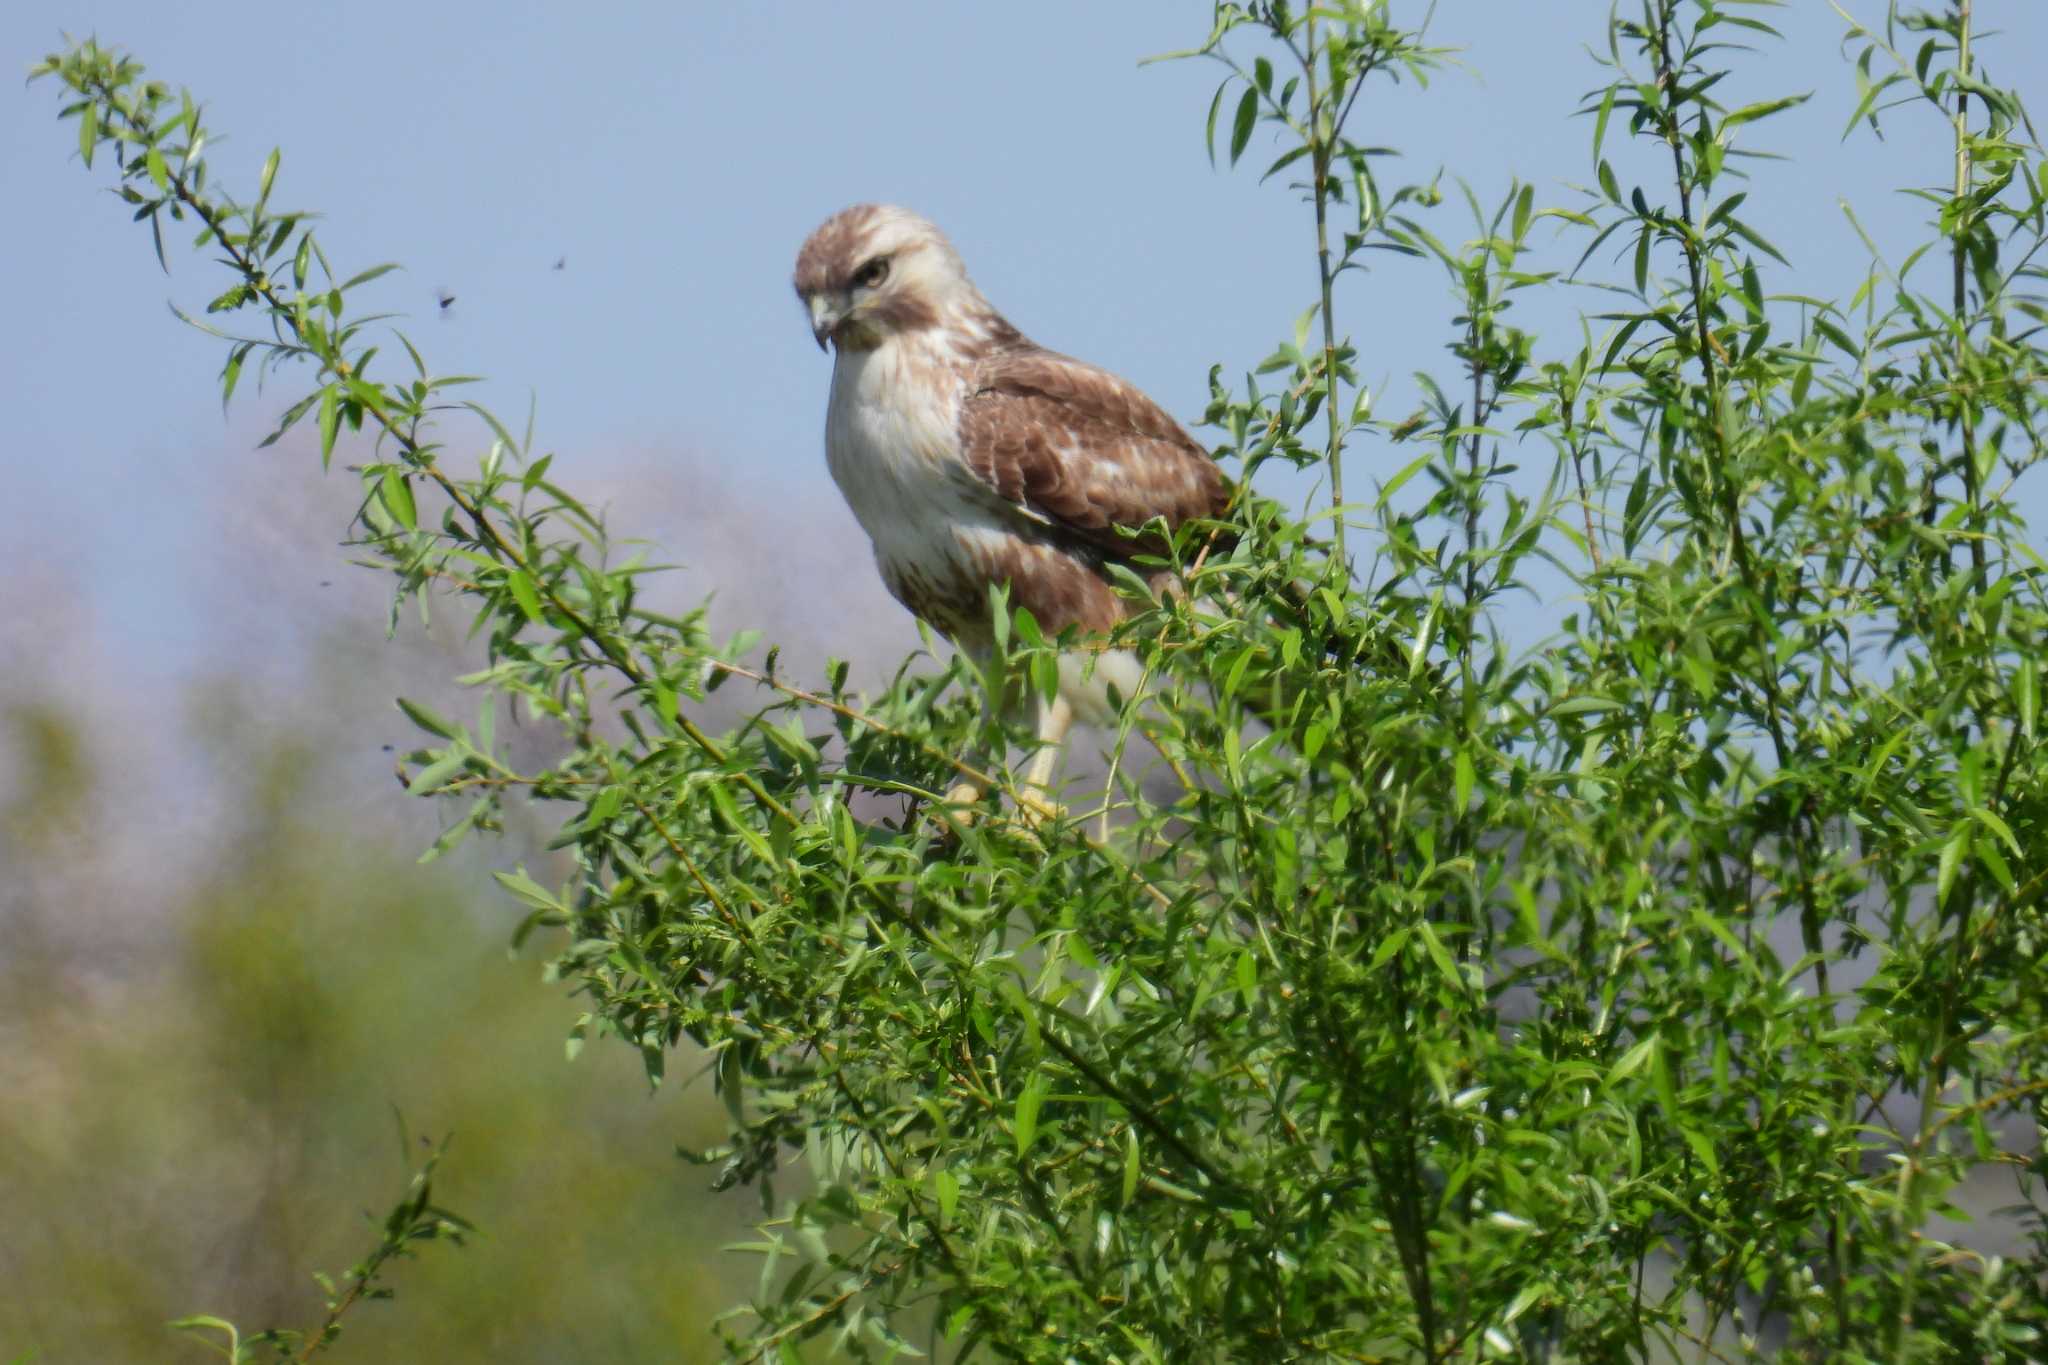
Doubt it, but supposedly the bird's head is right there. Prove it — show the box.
[793,204,977,353]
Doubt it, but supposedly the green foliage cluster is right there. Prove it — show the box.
[36,0,2048,1358]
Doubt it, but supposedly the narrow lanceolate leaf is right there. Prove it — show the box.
[505,568,546,625]
[1414,921,1465,994]
[1607,1036,1657,1088]
[1722,92,1810,130]
[495,868,565,914]
[258,146,280,211]
[1229,86,1258,166]
[1408,591,1441,680]
[380,466,417,530]
[1937,826,1969,908]
[317,383,340,469]
[407,749,468,795]
[397,697,459,740]
[1013,1074,1046,1156]
[1591,83,1616,164]
[220,342,248,410]
[341,261,402,291]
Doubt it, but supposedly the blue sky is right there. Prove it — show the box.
[4,1,2043,684]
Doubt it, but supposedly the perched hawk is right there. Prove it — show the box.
[793,203,1230,814]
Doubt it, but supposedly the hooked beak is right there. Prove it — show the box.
[807,294,844,352]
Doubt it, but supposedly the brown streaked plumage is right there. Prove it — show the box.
[793,204,1230,815]
[959,349,1231,561]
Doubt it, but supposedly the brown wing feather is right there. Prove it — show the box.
[957,346,1232,560]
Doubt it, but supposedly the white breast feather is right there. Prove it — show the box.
[823,337,982,564]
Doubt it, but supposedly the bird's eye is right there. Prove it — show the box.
[854,257,890,289]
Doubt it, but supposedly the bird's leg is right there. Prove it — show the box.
[1017,691,1074,827]
[937,662,994,823]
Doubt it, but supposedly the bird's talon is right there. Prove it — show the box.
[924,782,987,842]
[1016,792,1067,829]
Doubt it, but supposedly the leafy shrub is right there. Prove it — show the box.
[36,1,2048,1358]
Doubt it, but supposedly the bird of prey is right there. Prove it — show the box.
[793,204,1231,818]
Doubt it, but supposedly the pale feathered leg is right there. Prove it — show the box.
[941,645,995,815]
[1018,690,1074,827]
[934,648,1078,834]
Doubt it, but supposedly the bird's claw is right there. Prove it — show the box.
[923,783,1064,849]
[1015,790,1067,830]
[925,782,988,842]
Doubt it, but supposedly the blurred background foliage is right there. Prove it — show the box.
[0,620,768,1361]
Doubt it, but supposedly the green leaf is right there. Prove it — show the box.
[1375,449,1435,506]
[380,466,416,530]
[1260,143,1314,185]
[1121,1127,1141,1207]
[1014,1075,1046,1156]
[397,697,458,739]
[1975,836,2016,894]
[169,1316,240,1358]
[1408,591,1441,680]
[342,261,402,292]
[1723,215,1789,266]
[258,146,280,212]
[220,342,248,410]
[493,868,563,913]
[1606,1036,1657,1087]
[1414,920,1464,994]
[1228,86,1258,166]
[1937,826,1969,908]
[1591,85,1617,165]
[707,781,776,866]
[505,569,545,625]
[1680,1124,1721,1178]
[1968,806,2020,857]
[78,100,97,168]
[1722,92,1811,130]
[317,383,339,469]
[407,750,467,795]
